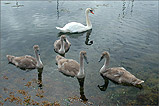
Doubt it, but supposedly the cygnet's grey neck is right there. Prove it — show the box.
[59,38,65,53]
[78,54,85,78]
[35,50,43,68]
[104,55,109,67]
[100,55,109,73]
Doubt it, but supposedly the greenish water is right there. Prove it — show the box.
[0,0,158,105]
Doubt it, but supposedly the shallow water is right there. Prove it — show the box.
[1,0,159,105]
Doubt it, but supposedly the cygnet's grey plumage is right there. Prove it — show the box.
[99,51,144,86]
[54,35,71,55]
[6,45,43,69]
[56,51,88,78]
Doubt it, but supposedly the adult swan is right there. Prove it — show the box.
[56,8,94,33]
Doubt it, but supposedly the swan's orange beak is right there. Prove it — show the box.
[91,11,94,14]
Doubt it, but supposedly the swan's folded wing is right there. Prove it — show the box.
[114,72,124,77]
[59,59,80,76]
[103,67,125,78]
[64,22,86,33]
[18,58,36,69]
[25,55,37,64]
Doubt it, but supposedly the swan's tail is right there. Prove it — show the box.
[134,79,144,85]
[137,80,144,85]
[56,27,64,31]
[56,27,63,30]
[56,27,68,33]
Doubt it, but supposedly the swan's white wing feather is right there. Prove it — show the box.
[63,22,87,33]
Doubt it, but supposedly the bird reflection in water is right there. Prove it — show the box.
[37,68,43,89]
[130,0,134,16]
[58,29,93,46]
[98,74,109,91]
[122,0,126,18]
[118,0,135,19]
[77,78,88,101]
[85,29,93,45]
[57,0,60,19]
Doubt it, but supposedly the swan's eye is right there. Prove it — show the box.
[90,10,92,12]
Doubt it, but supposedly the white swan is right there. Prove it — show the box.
[99,51,144,86]
[54,35,71,55]
[56,51,88,78]
[6,45,43,69]
[56,8,94,33]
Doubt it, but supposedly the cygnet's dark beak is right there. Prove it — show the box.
[98,55,104,62]
[84,55,89,64]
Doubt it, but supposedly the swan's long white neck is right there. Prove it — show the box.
[100,55,110,73]
[35,50,43,68]
[59,38,65,53]
[85,10,92,28]
[78,54,85,78]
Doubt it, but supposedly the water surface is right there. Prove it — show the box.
[1,0,159,105]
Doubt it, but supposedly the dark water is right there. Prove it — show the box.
[1,0,159,105]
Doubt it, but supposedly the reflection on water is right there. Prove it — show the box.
[77,78,88,101]
[55,68,88,102]
[98,74,109,91]
[37,68,43,89]
[118,0,134,18]
[85,29,93,45]
[58,31,86,38]
[131,0,134,16]
[1,0,159,105]
[57,0,59,19]
[122,0,126,18]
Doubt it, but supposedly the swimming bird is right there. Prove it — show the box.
[56,51,88,78]
[6,45,43,70]
[56,8,94,33]
[98,51,144,86]
[54,35,71,55]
